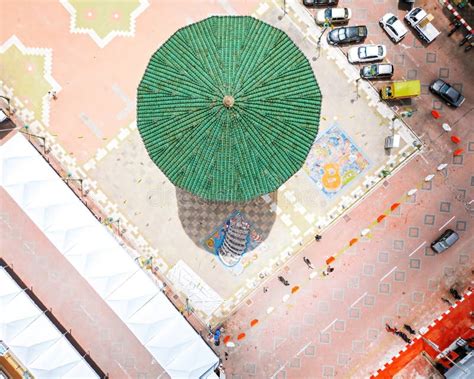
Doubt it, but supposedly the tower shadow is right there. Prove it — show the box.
[175,188,277,255]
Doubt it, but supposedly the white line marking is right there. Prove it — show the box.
[439,216,456,231]
[351,291,368,308]
[468,200,473,205]
[409,241,426,257]
[295,341,312,357]
[271,364,286,378]
[380,266,397,282]
[321,318,337,333]
[419,154,429,164]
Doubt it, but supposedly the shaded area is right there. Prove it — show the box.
[176,188,277,255]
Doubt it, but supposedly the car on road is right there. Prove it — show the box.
[303,0,338,7]
[360,63,394,80]
[431,229,459,253]
[429,79,465,107]
[379,13,408,43]
[347,44,387,63]
[327,25,367,45]
[315,7,351,25]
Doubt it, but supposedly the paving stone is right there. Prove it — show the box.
[413,37,423,48]
[459,254,469,265]
[456,220,467,231]
[428,279,439,291]
[378,251,389,263]
[349,307,361,319]
[319,332,331,344]
[406,69,417,79]
[354,8,368,20]
[424,246,435,256]
[363,263,375,276]
[424,214,435,225]
[289,325,301,339]
[397,303,409,316]
[332,288,345,301]
[440,202,451,213]
[352,340,365,353]
[318,301,329,313]
[420,84,429,95]
[305,345,316,356]
[471,176,474,186]
[364,294,375,307]
[322,366,335,377]
[408,227,419,238]
[393,240,404,250]
[412,291,424,304]
[432,100,443,110]
[337,353,350,366]
[444,266,455,277]
[348,276,360,289]
[439,67,450,79]
[334,319,346,332]
[275,371,286,379]
[290,357,301,368]
[457,189,467,200]
[304,313,316,325]
[452,83,463,92]
[394,270,406,282]
[422,180,433,190]
[452,155,464,165]
[367,328,379,341]
[244,363,256,374]
[409,258,421,269]
[394,54,405,65]
[378,282,391,295]
[468,143,474,153]
[426,52,436,63]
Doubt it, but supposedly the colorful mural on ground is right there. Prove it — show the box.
[305,125,370,198]
[202,211,262,267]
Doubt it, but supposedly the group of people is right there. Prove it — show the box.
[385,323,416,344]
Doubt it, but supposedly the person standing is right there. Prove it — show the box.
[303,257,314,269]
[278,276,290,286]
[315,234,322,241]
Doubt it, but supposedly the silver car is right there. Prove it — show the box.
[431,229,459,253]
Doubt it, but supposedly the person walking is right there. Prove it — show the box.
[441,297,453,306]
[303,257,314,269]
[403,324,416,335]
[450,288,462,300]
[278,276,290,286]
[315,234,322,241]
[385,323,397,333]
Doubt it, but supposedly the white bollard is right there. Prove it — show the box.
[424,174,435,182]
[361,228,370,237]
[407,189,417,196]
[282,294,290,303]
[442,123,451,132]
[309,271,318,280]
[267,306,274,314]
[437,163,448,171]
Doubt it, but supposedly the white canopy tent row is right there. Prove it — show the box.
[0,267,100,378]
[0,134,219,378]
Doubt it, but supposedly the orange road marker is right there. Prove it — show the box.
[349,238,358,246]
[326,256,335,265]
[431,110,441,119]
[390,202,400,211]
[377,214,386,223]
[250,319,259,327]
[291,286,300,294]
[223,336,231,344]
[237,333,246,340]
[450,135,461,144]
[453,148,464,156]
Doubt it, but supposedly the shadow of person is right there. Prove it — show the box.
[175,188,277,255]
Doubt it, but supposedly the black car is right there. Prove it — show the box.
[303,0,338,7]
[327,26,368,45]
[360,63,394,80]
[429,79,465,107]
[431,229,459,253]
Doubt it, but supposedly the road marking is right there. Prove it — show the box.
[351,291,368,308]
[468,200,473,205]
[380,266,397,282]
[295,341,312,357]
[439,216,456,231]
[419,153,429,164]
[321,318,337,333]
[271,363,286,378]
[409,241,426,257]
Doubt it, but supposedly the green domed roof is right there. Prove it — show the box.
[137,16,321,202]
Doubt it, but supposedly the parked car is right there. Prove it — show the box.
[431,229,459,253]
[360,63,394,80]
[379,13,408,43]
[327,25,367,45]
[347,44,386,63]
[429,79,465,107]
[316,7,351,25]
[303,0,338,7]
[405,7,440,44]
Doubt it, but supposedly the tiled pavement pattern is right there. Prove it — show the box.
[221,0,474,376]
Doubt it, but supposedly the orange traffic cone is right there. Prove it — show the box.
[453,149,464,156]
[431,110,441,119]
[450,135,461,144]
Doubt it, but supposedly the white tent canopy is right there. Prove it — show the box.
[0,267,99,379]
[0,134,219,378]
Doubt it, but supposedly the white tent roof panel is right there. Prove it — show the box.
[0,134,219,378]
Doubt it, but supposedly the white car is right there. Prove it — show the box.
[379,13,408,43]
[315,8,352,25]
[347,44,387,63]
